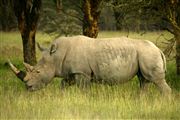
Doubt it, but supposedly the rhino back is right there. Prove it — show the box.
[90,37,139,84]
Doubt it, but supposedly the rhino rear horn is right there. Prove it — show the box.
[23,62,34,72]
[8,60,26,81]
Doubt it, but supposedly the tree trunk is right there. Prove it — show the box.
[83,14,99,38]
[82,0,101,38]
[14,0,41,65]
[21,25,37,65]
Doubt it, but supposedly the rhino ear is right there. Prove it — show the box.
[50,44,57,55]
[23,62,33,72]
[37,42,47,52]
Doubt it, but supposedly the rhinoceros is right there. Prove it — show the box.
[9,35,171,96]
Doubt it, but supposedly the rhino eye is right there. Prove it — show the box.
[36,70,40,73]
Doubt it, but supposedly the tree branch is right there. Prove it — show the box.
[61,9,83,23]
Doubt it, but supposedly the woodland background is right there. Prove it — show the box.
[0,0,180,75]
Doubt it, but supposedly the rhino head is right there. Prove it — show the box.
[8,43,57,91]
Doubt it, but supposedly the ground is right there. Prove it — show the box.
[0,31,180,119]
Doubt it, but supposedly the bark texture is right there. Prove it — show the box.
[14,0,41,65]
[82,0,102,38]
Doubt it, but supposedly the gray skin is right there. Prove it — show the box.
[17,35,171,96]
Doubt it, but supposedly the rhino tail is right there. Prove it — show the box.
[160,50,167,72]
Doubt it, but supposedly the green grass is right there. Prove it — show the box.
[0,31,180,119]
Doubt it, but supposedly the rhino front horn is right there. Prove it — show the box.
[8,60,26,81]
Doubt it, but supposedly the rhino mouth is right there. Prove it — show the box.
[8,60,35,90]
[8,60,47,91]
[26,82,46,91]
[26,85,40,91]
[27,85,35,91]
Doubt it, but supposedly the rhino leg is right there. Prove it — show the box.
[140,80,149,92]
[60,79,69,90]
[153,79,172,97]
[74,73,91,90]
[138,74,150,96]
[60,78,75,90]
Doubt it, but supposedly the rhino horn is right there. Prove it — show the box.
[23,62,34,72]
[8,60,26,81]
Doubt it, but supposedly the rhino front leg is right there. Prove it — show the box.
[60,78,75,90]
[153,79,172,98]
[60,79,69,90]
[74,73,91,90]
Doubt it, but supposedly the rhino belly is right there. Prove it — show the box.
[94,49,138,84]
[96,60,138,84]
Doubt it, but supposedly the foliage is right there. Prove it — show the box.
[103,0,166,31]
[39,0,82,37]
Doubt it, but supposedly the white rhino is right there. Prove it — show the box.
[9,35,171,96]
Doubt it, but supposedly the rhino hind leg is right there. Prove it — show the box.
[138,73,150,96]
[139,69,172,97]
[138,76,171,98]
[153,79,172,97]
[138,73,171,97]
[138,55,171,97]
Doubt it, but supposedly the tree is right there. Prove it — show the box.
[82,0,103,38]
[144,0,180,75]
[163,0,180,75]
[110,0,130,31]
[109,0,153,31]
[13,0,42,65]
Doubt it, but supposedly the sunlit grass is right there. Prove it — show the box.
[0,31,179,119]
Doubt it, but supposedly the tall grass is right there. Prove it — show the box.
[0,31,179,119]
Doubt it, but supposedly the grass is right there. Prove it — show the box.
[0,31,180,119]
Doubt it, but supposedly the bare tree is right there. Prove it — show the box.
[161,0,180,75]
